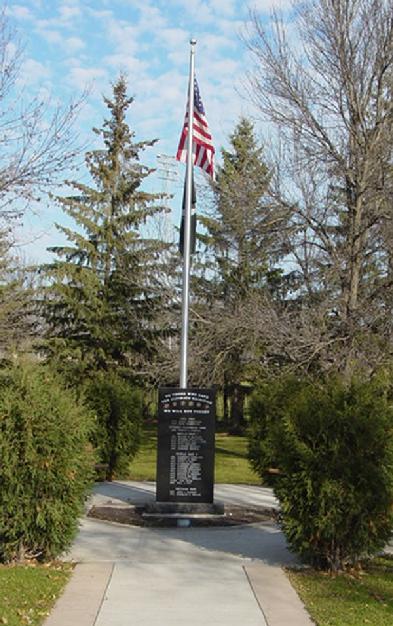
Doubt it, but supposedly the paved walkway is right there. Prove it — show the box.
[44,482,314,626]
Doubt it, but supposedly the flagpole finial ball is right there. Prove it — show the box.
[190,38,197,46]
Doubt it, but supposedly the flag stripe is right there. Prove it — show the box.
[176,77,215,179]
[182,120,212,143]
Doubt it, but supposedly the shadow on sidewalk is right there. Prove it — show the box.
[75,481,296,568]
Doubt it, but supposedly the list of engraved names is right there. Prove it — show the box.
[156,389,215,503]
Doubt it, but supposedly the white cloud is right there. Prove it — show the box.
[250,0,293,12]
[63,55,83,67]
[198,32,238,55]
[167,48,189,67]
[65,36,85,52]
[103,53,148,78]
[136,2,168,32]
[58,4,81,21]
[216,17,244,37]
[26,0,43,7]
[17,57,50,86]
[159,27,189,50]
[202,57,241,81]
[208,0,237,17]
[11,5,34,20]
[39,29,63,44]
[86,8,113,20]
[170,0,215,25]
[128,70,187,142]
[106,19,140,57]
[130,72,186,114]
[36,28,85,53]
[67,66,108,90]
[33,2,82,33]
[165,31,237,69]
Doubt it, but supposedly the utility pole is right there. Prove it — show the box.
[156,154,178,244]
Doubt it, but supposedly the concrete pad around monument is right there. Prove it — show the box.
[94,560,267,626]
[87,480,156,508]
[215,483,279,510]
[89,480,279,510]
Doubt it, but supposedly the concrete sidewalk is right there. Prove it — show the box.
[44,482,314,626]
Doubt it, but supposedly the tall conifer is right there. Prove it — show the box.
[41,76,168,382]
[200,117,275,300]
[193,119,284,430]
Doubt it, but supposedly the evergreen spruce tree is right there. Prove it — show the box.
[199,117,274,302]
[193,118,284,431]
[41,76,169,384]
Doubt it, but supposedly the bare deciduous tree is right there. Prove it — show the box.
[0,231,37,356]
[0,8,84,219]
[245,0,393,374]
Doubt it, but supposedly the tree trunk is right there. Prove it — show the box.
[229,384,246,435]
[343,183,365,377]
[223,382,229,430]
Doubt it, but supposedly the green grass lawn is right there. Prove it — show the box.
[128,428,261,484]
[0,563,72,626]
[214,433,260,483]
[287,555,393,626]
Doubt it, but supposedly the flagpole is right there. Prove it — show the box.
[179,39,196,389]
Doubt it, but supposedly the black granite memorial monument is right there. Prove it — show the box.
[156,388,215,503]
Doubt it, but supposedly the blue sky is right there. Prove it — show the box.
[9,0,290,262]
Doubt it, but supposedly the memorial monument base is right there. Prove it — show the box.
[143,501,224,515]
[139,501,225,526]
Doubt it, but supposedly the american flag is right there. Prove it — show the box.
[176,78,215,179]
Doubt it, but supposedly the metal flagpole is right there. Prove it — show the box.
[179,39,196,388]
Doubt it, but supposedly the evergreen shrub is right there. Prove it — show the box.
[0,362,94,563]
[86,373,142,481]
[248,374,393,571]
